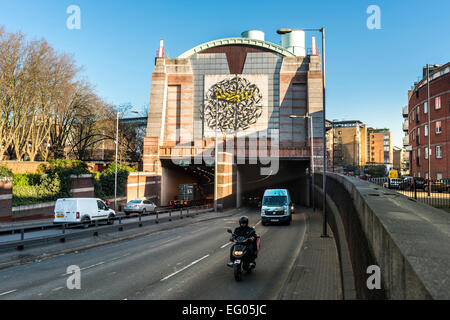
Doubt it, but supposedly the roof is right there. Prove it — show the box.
[178,37,296,59]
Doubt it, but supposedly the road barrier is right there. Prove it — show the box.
[0,205,212,252]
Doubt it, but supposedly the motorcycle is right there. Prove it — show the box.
[227,229,260,281]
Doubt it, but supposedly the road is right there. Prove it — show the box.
[0,208,307,300]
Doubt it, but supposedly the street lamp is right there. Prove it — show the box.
[279,27,328,237]
[290,114,315,211]
[115,110,140,213]
[426,64,431,197]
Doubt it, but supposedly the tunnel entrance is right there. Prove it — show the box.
[160,160,214,207]
[237,160,310,208]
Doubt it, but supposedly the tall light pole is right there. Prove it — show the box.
[290,114,314,211]
[214,96,219,213]
[427,64,431,196]
[115,110,139,212]
[278,27,328,237]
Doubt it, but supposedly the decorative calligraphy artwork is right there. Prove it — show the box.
[203,76,265,135]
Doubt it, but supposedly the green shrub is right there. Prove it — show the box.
[0,166,13,179]
[97,163,134,198]
[13,160,89,206]
[12,173,61,206]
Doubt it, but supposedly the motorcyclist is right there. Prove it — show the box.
[227,216,257,268]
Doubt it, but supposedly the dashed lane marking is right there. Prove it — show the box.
[160,255,210,282]
[0,289,17,296]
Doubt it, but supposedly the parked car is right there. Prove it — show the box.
[399,177,426,190]
[424,179,450,193]
[54,198,115,226]
[383,178,402,189]
[124,199,157,215]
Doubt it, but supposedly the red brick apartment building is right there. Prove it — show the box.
[404,62,450,179]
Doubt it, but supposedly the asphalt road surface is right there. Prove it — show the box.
[0,208,307,300]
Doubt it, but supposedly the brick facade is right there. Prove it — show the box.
[408,64,450,179]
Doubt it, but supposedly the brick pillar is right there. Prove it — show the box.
[216,152,235,209]
[70,174,94,198]
[0,178,12,221]
[143,137,162,175]
[126,172,161,205]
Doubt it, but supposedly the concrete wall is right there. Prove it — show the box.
[314,172,450,299]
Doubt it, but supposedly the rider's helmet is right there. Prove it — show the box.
[239,216,249,227]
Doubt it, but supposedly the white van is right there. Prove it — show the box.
[261,189,293,226]
[54,198,116,225]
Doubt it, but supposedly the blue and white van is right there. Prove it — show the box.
[261,189,293,225]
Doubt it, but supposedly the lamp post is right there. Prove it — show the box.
[115,110,139,213]
[290,114,314,211]
[279,27,328,237]
[427,64,431,196]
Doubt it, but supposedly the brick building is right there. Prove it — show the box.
[404,62,450,179]
[366,129,393,168]
[329,120,367,168]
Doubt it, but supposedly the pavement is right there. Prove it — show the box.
[278,208,342,300]
[0,206,343,300]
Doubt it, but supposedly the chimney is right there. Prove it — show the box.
[158,39,165,58]
[311,36,317,55]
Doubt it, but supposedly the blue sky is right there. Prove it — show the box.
[0,0,449,148]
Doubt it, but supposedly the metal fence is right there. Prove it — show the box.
[368,177,450,210]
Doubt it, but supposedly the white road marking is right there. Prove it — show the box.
[61,261,105,276]
[0,289,17,296]
[160,255,210,282]
[52,287,64,292]
[220,242,232,249]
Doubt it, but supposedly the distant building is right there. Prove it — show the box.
[404,62,449,179]
[366,128,393,169]
[329,120,367,169]
[393,146,410,176]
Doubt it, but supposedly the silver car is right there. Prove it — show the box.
[124,200,157,215]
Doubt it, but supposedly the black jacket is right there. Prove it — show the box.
[233,226,256,239]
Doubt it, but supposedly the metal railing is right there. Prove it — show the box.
[368,177,450,210]
[0,205,213,251]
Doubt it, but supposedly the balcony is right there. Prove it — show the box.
[402,105,409,118]
[403,120,409,132]
[403,135,409,146]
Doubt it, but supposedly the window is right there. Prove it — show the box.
[97,200,107,211]
[435,96,441,110]
[437,173,443,180]
[425,124,428,136]
[436,121,442,134]
[425,147,428,159]
[436,146,442,159]
[424,102,428,114]
[416,106,420,121]
[384,146,389,152]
